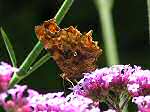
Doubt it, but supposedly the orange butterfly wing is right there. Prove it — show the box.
[35,19,102,79]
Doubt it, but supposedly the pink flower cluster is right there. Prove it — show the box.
[0,85,38,112]
[128,70,150,96]
[73,65,150,97]
[72,65,150,111]
[0,62,18,92]
[30,93,100,111]
[0,62,101,112]
[132,95,150,112]
[0,85,100,112]
[0,62,149,112]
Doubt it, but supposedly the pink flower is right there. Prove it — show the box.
[132,95,150,112]
[128,70,150,96]
[72,65,140,100]
[0,62,18,92]
[30,92,100,112]
[0,85,100,112]
[0,85,39,112]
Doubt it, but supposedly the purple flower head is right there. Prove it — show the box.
[72,65,140,101]
[30,92,100,112]
[128,69,150,96]
[0,85,100,112]
[29,92,65,111]
[132,95,150,112]
[64,93,100,112]
[0,62,18,92]
[0,85,39,112]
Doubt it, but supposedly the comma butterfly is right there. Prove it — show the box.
[35,19,102,80]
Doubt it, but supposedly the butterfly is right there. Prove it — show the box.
[35,18,102,80]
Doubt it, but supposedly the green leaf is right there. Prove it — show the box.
[0,27,17,67]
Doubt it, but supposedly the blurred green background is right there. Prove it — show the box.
[0,0,149,92]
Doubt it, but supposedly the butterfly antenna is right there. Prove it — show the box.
[66,77,74,87]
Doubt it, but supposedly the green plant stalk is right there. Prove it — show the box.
[9,0,74,87]
[119,92,131,112]
[9,41,43,87]
[54,0,74,24]
[9,54,52,86]
[19,41,43,74]
[26,53,51,76]
[95,0,119,65]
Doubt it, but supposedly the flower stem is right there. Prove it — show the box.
[9,0,74,88]
[119,92,130,112]
[95,0,119,65]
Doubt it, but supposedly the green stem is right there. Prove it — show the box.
[119,92,131,112]
[54,0,74,24]
[9,41,43,87]
[19,41,43,74]
[26,53,51,76]
[9,0,74,88]
[95,0,119,65]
